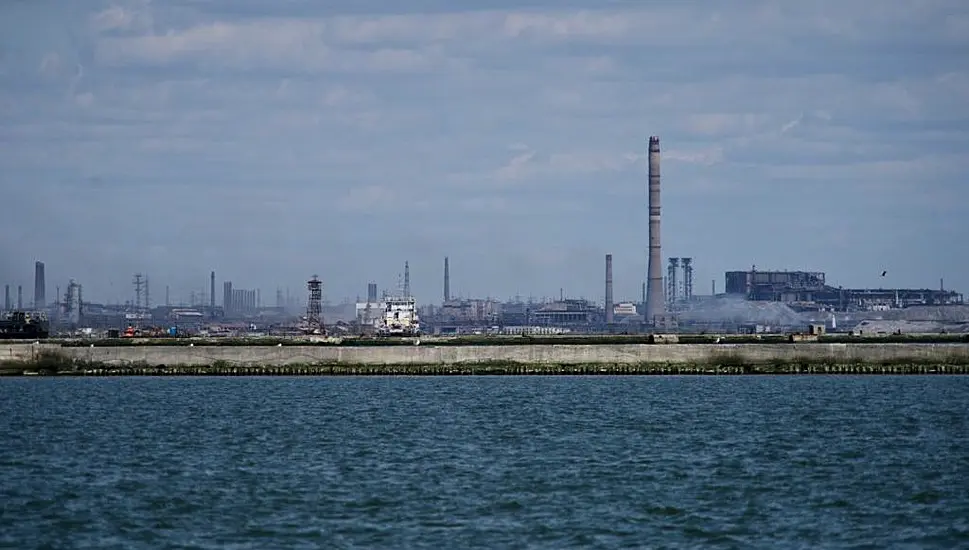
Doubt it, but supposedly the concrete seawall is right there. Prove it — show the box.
[3,342,969,368]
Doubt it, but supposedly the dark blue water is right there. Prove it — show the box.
[1,376,968,549]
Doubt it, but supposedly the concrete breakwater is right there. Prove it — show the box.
[2,342,969,376]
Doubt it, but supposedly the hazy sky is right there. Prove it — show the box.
[2,0,967,306]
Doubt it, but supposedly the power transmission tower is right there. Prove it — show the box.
[133,274,144,312]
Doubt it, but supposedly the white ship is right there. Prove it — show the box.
[376,295,420,336]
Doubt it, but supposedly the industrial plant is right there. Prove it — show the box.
[3,135,966,339]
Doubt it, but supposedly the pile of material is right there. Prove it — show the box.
[875,305,969,322]
[678,297,804,326]
[851,319,969,335]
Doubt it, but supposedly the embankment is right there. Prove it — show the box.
[2,342,969,375]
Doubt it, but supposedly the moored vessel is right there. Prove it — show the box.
[376,295,421,336]
[0,311,50,339]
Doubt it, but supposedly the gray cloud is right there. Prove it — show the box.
[1,0,967,305]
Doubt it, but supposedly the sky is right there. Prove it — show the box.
[1,0,967,307]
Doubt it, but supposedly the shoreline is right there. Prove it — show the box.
[3,340,969,376]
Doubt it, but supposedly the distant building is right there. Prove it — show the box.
[725,270,826,301]
[725,268,963,311]
[613,302,638,317]
[498,301,531,326]
[223,281,259,316]
[532,299,598,326]
[231,289,257,315]
[440,299,500,325]
[223,281,233,314]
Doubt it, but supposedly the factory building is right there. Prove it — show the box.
[725,268,963,311]
[440,299,500,325]
[725,270,827,302]
[531,299,599,326]
[498,302,530,326]
[223,281,258,317]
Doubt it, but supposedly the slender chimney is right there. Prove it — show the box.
[17,285,23,309]
[444,257,450,302]
[34,261,45,309]
[605,254,614,324]
[404,261,410,297]
[210,271,216,310]
[645,136,665,324]
[4,284,10,311]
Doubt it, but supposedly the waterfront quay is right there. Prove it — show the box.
[2,340,969,376]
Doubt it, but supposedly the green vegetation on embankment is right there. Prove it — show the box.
[48,332,969,348]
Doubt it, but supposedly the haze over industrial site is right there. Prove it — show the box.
[2,0,967,306]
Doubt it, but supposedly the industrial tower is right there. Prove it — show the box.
[444,257,450,302]
[644,136,666,323]
[306,275,324,335]
[667,257,679,305]
[404,261,411,298]
[34,261,45,310]
[605,254,614,324]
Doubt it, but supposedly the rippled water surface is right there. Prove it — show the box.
[2,376,968,549]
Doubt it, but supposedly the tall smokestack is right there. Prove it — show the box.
[444,257,450,302]
[34,261,45,309]
[605,254,614,324]
[645,136,665,324]
[17,285,23,309]
[3,285,10,311]
[210,271,216,310]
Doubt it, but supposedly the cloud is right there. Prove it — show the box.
[1,0,967,303]
[90,3,154,34]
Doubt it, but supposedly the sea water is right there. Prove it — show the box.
[1,376,967,548]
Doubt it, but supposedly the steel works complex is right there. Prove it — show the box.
[3,137,965,340]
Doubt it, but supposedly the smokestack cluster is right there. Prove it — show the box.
[645,136,665,323]
[605,254,614,324]
[444,257,450,302]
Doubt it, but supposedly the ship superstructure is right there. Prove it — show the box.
[376,295,420,336]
